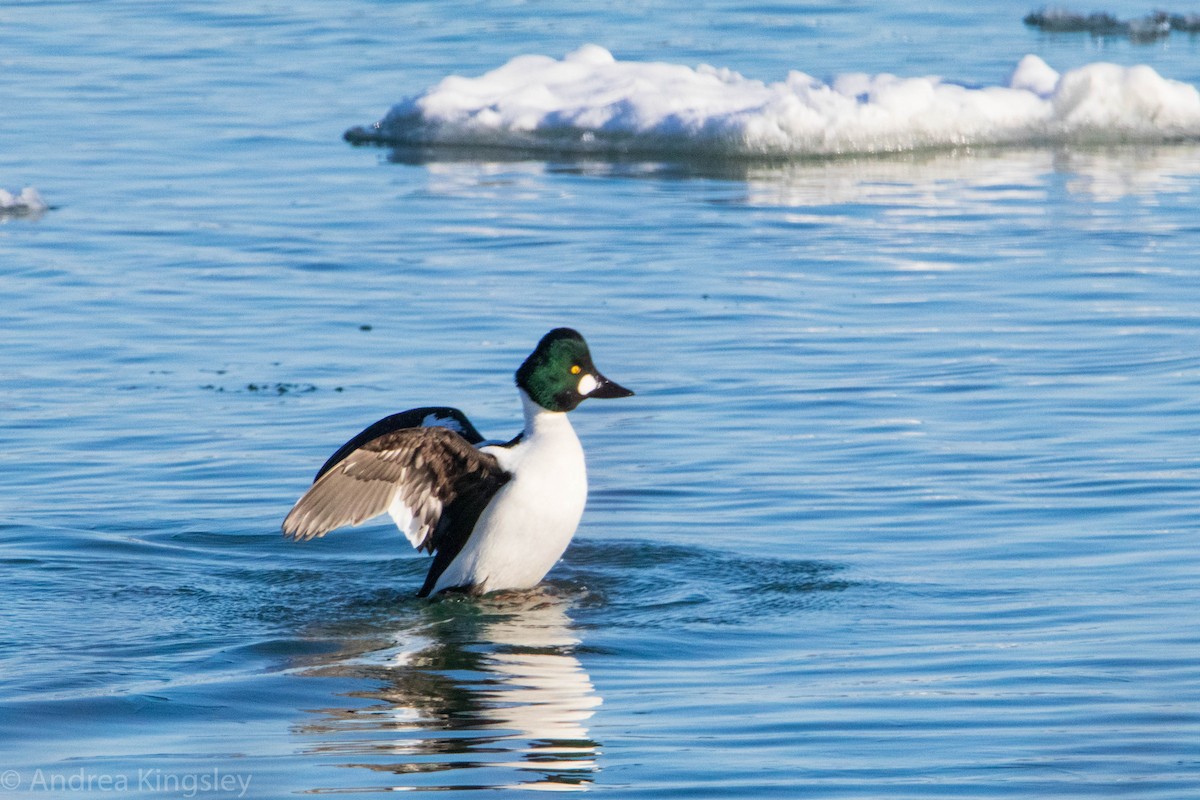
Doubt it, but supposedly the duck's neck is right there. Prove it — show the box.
[519,389,575,440]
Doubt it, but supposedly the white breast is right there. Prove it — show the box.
[431,393,588,595]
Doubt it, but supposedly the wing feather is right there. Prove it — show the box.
[282,425,510,551]
[313,406,486,481]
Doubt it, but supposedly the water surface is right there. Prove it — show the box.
[3,1,1200,797]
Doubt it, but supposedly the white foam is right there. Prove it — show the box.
[347,46,1200,157]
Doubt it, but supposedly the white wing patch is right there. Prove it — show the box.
[388,491,441,549]
[422,412,464,433]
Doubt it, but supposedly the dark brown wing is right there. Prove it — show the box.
[282,426,511,552]
[313,407,487,481]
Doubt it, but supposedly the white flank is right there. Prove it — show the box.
[431,391,587,594]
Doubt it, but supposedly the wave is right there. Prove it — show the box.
[344,46,1200,159]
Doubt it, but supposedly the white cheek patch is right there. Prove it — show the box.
[577,374,599,395]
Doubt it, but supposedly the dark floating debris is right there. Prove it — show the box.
[247,382,316,395]
[202,382,338,395]
[1025,8,1200,41]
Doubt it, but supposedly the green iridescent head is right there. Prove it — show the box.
[515,328,634,412]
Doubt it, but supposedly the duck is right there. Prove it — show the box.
[282,328,634,597]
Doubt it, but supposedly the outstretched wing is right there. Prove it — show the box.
[282,422,510,553]
[313,406,487,481]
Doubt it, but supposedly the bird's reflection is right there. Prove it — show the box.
[293,587,601,792]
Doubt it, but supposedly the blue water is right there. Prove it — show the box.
[4,1,1200,798]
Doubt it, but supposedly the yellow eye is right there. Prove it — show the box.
[570,364,581,375]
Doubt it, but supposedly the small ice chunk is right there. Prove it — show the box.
[0,186,48,215]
